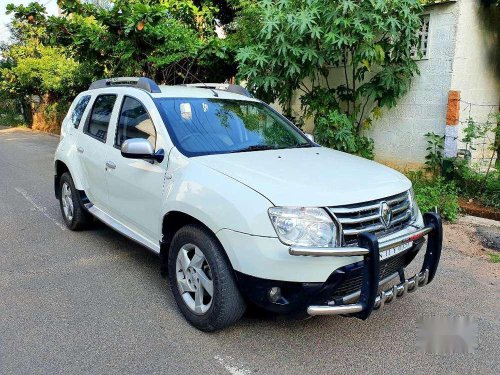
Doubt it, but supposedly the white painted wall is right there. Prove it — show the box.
[367,2,459,169]
[451,0,500,169]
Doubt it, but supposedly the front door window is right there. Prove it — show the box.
[115,96,156,149]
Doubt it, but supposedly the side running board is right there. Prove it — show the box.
[85,203,160,254]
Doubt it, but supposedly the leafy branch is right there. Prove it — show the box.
[234,0,423,158]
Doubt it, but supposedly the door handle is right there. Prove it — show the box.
[77,146,84,153]
[105,161,116,170]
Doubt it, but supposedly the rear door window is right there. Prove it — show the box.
[70,95,91,129]
[85,94,117,142]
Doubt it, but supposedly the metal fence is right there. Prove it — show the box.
[457,100,499,172]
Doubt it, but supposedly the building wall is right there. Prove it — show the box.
[367,2,459,170]
[451,0,500,168]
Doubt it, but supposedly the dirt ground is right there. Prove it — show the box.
[459,199,500,221]
[443,215,500,279]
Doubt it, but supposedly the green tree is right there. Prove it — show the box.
[49,0,236,84]
[1,40,79,100]
[1,2,83,126]
[1,0,240,130]
[0,39,81,128]
[235,0,423,158]
[4,1,238,86]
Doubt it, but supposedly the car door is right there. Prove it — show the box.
[76,94,118,210]
[104,94,168,243]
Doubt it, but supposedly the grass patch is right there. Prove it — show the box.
[489,253,500,263]
[407,170,460,222]
[450,159,500,212]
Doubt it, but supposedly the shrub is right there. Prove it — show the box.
[0,97,25,127]
[451,159,500,210]
[424,132,444,176]
[407,170,460,222]
[235,0,423,159]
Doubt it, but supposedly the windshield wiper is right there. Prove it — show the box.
[231,145,277,153]
[291,143,313,148]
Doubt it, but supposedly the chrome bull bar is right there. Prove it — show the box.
[308,269,430,316]
[305,212,443,319]
[289,227,433,256]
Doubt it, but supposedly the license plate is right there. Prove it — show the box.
[379,242,413,261]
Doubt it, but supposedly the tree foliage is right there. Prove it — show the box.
[4,0,236,85]
[0,0,238,128]
[235,0,423,158]
[1,0,238,99]
[1,40,79,99]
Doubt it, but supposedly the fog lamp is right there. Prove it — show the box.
[268,287,281,303]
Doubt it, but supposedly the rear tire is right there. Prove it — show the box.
[168,224,246,331]
[59,172,91,231]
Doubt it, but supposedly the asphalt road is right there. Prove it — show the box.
[1,127,499,375]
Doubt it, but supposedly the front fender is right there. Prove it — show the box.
[163,156,277,238]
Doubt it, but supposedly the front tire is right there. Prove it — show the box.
[59,172,91,231]
[168,224,246,331]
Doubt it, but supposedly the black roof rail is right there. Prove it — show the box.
[184,83,253,98]
[89,77,161,93]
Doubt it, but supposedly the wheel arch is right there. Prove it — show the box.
[54,160,70,199]
[160,210,233,277]
[54,159,89,206]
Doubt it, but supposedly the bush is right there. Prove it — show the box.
[407,170,460,222]
[235,0,423,159]
[314,109,374,159]
[0,98,25,127]
[451,159,500,210]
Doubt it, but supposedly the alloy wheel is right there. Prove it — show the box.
[175,243,214,315]
[61,182,74,222]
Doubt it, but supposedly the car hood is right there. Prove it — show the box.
[195,147,411,207]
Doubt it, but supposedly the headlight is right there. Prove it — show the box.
[408,188,420,220]
[268,207,338,247]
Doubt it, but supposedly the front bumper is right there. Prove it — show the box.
[235,212,442,319]
[300,212,442,319]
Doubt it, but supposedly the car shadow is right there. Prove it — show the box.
[85,221,317,326]
[84,220,435,339]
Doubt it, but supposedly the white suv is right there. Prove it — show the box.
[54,77,443,331]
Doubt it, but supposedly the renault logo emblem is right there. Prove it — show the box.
[380,201,392,228]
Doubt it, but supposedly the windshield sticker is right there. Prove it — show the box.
[180,103,192,120]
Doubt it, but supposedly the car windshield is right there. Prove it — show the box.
[154,98,312,156]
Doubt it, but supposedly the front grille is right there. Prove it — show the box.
[330,254,407,299]
[329,191,412,245]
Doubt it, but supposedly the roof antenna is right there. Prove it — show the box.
[178,62,218,97]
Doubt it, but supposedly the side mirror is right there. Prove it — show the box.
[121,138,164,163]
[305,133,315,142]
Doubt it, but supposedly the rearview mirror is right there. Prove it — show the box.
[121,138,164,163]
